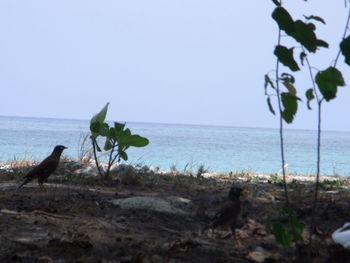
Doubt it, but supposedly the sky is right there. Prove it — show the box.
[0,1,349,131]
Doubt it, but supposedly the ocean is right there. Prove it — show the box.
[0,115,349,176]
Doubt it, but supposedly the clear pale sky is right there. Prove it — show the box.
[0,1,349,131]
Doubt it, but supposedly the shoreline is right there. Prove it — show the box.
[1,156,349,261]
[1,158,348,184]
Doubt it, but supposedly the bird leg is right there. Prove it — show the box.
[230,227,244,248]
[38,182,46,191]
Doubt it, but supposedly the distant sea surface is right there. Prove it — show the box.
[0,115,349,176]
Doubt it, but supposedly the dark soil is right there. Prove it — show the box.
[1,172,350,263]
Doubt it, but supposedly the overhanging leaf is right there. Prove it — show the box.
[272,7,295,35]
[305,88,315,110]
[316,39,329,48]
[316,67,345,101]
[267,97,276,115]
[264,74,276,93]
[299,52,307,66]
[274,45,300,71]
[340,36,350,66]
[281,92,298,123]
[303,15,326,25]
[290,20,318,53]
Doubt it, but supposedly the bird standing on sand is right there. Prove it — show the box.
[18,145,67,189]
[202,186,243,236]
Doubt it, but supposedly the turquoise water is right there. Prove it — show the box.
[0,115,349,176]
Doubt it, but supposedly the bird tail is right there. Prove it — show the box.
[17,177,31,190]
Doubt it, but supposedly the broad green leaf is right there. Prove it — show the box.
[119,150,128,161]
[99,123,110,137]
[316,67,345,101]
[291,20,318,53]
[104,139,113,151]
[90,122,102,134]
[123,128,132,137]
[90,103,110,138]
[305,88,315,110]
[121,135,149,147]
[109,127,122,140]
[267,97,276,115]
[340,36,350,66]
[114,122,126,132]
[90,103,109,126]
[281,92,298,123]
[283,81,297,96]
[271,0,281,6]
[274,45,300,71]
[272,7,295,35]
[90,122,109,139]
[303,15,326,25]
[316,39,329,48]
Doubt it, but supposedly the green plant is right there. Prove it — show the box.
[269,173,283,185]
[288,179,302,189]
[318,179,347,190]
[267,207,304,248]
[170,164,178,173]
[196,164,209,178]
[90,103,149,178]
[264,0,350,249]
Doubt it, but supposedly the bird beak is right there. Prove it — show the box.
[63,146,68,149]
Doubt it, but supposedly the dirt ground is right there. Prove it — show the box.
[1,170,350,263]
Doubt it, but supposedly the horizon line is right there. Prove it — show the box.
[0,114,348,133]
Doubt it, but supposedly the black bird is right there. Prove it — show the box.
[18,145,67,189]
[203,186,243,236]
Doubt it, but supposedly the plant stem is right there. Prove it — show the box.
[91,137,105,178]
[106,141,116,177]
[275,12,290,207]
[303,47,324,257]
[313,101,322,209]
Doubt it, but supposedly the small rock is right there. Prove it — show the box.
[247,249,272,263]
[37,256,53,263]
[115,216,126,222]
[74,166,98,176]
[109,196,189,215]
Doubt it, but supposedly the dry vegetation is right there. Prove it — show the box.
[1,161,350,263]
